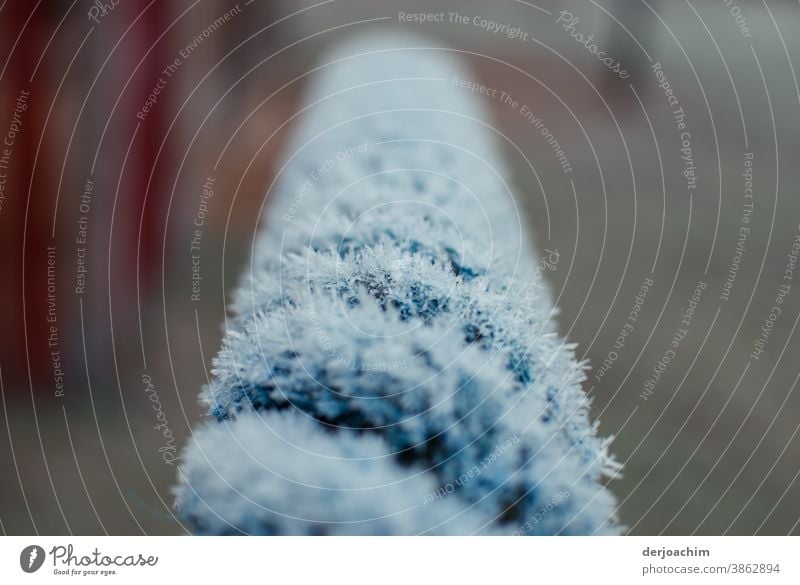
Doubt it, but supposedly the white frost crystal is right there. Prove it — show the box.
[174,33,622,535]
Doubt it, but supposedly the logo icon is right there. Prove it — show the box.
[20,545,45,573]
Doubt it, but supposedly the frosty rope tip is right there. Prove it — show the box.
[174,32,622,536]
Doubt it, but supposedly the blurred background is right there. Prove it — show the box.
[1,0,799,535]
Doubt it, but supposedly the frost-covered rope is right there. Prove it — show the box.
[174,33,622,535]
